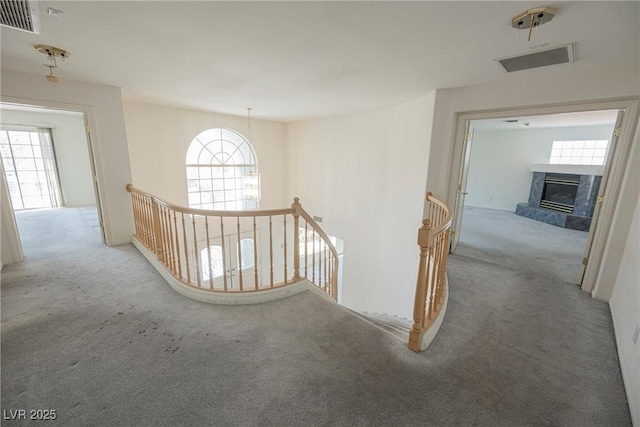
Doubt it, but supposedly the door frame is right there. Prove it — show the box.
[447,98,639,295]
[0,97,109,254]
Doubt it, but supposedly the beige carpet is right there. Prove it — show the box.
[1,207,631,426]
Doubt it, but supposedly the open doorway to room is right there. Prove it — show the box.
[0,103,105,260]
[451,109,620,286]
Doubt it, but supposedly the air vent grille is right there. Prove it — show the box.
[496,44,574,73]
[1,0,39,34]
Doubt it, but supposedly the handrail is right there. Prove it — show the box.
[408,192,453,352]
[126,184,339,301]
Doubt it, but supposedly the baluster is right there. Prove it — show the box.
[131,192,140,240]
[237,216,243,291]
[144,196,152,249]
[269,215,274,287]
[181,212,191,284]
[152,200,163,262]
[165,208,176,276]
[174,210,182,280]
[312,229,316,285]
[205,215,213,289]
[141,195,149,247]
[160,205,170,267]
[163,207,173,273]
[220,216,228,291]
[283,214,288,284]
[292,198,301,280]
[192,214,201,287]
[319,239,323,290]
[325,243,329,292]
[304,221,308,279]
[253,215,258,290]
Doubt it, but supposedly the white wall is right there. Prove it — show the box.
[286,91,436,318]
[1,70,133,245]
[426,64,639,200]
[610,195,640,427]
[123,101,288,209]
[0,108,96,207]
[466,125,614,211]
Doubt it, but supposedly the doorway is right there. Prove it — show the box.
[448,99,639,294]
[0,103,106,261]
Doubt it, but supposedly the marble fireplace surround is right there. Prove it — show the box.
[515,164,602,232]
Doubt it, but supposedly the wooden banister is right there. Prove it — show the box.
[408,192,453,352]
[126,184,339,301]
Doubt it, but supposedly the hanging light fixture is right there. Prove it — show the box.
[242,107,261,202]
[512,6,557,42]
[34,44,70,83]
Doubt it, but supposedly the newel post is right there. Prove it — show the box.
[408,218,432,352]
[292,197,302,280]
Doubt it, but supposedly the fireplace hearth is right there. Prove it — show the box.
[516,171,600,231]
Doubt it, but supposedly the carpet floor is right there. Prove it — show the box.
[1,207,631,426]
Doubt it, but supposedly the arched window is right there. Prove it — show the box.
[186,128,258,210]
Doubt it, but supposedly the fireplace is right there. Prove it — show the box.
[515,171,601,231]
[540,174,580,213]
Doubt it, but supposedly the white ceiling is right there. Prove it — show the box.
[1,1,638,122]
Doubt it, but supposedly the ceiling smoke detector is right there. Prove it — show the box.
[1,0,39,34]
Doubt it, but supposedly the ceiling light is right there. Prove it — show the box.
[512,6,557,42]
[242,108,261,202]
[34,45,70,83]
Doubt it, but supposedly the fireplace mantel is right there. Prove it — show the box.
[530,163,604,176]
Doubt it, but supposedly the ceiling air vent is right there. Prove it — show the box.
[496,43,574,73]
[1,0,40,34]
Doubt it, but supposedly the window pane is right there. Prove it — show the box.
[584,140,596,149]
[8,131,31,145]
[188,193,200,206]
[14,158,35,170]
[594,148,606,157]
[11,145,33,157]
[595,140,608,149]
[593,157,605,165]
[573,141,584,149]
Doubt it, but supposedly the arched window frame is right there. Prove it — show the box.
[186,128,258,210]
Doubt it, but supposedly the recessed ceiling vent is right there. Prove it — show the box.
[496,43,574,73]
[1,0,40,34]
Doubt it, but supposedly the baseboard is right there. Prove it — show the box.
[132,236,312,305]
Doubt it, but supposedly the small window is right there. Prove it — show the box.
[186,128,258,210]
[549,140,608,165]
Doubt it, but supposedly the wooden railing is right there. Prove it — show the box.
[126,184,339,301]
[408,192,453,352]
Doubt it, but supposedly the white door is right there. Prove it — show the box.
[199,231,258,290]
[579,110,624,284]
[450,121,474,252]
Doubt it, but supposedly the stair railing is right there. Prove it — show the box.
[126,184,339,300]
[408,192,453,352]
